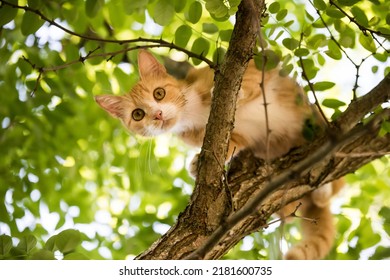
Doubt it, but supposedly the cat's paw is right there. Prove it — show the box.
[189,153,200,178]
[311,183,332,208]
[284,246,306,260]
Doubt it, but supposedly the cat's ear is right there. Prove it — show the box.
[95,95,125,119]
[138,50,166,79]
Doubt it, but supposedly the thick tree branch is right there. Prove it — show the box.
[136,0,266,259]
[335,72,390,132]
[190,0,264,230]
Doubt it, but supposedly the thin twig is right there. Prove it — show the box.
[328,0,390,53]
[308,0,377,101]
[253,2,272,163]
[335,151,390,158]
[298,32,329,126]
[0,0,216,67]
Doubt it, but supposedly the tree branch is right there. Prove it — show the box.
[136,0,266,259]
[136,67,390,259]
[335,72,390,132]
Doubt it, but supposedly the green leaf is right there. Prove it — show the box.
[339,27,356,48]
[325,40,342,60]
[377,27,390,36]
[254,50,280,71]
[44,235,57,251]
[86,0,104,18]
[268,2,280,14]
[370,246,390,260]
[313,0,327,11]
[337,215,353,233]
[317,53,326,66]
[326,7,345,19]
[30,249,56,260]
[206,0,230,18]
[359,33,377,53]
[28,0,42,9]
[380,121,390,137]
[356,218,381,249]
[213,47,226,64]
[202,23,218,34]
[298,58,318,80]
[294,48,310,57]
[284,20,294,28]
[307,34,327,49]
[373,52,388,62]
[55,229,81,254]
[0,235,13,256]
[368,16,380,27]
[276,9,288,21]
[191,37,210,65]
[379,206,390,220]
[16,235,37,254]
[187,1,202,24]
[175,0,186,12]
[351,6,369,27]
[153,0,175,26]
[313,81,336,91]
[274,30,285,41]
[191,37,210,55]
[282,38,300,50]
[175,25,192,48]
[122,0,148,14]
[0,0,19,26]
[21,11,45,36]
[280,63,293,76]
[322,98,346,109]
[63,252,89,260]
[220,29,233,42]
[338,0,361,6]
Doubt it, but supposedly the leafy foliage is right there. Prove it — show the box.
[0,0,389,260]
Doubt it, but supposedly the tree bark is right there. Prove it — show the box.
[136,0,390,259]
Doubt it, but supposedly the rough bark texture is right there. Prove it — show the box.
[136,0,390,260]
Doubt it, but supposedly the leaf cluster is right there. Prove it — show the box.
[0,229,86,260]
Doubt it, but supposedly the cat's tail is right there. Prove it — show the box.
[284,199,335,259]
[284,179,344,260]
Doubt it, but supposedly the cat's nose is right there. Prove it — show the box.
[154,110,163,120]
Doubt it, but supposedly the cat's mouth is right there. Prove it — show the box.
[158,118,174,131]
[146,118,175,136]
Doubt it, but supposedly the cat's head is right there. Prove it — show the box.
[95,50,187,136]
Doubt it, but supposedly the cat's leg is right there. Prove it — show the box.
[188,139,242,178]
[283,179,343,259]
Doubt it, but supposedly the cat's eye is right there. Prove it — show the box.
[132,108,145,121]
[153,88,166,100]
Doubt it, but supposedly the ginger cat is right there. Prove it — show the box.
[95,50,342,260]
